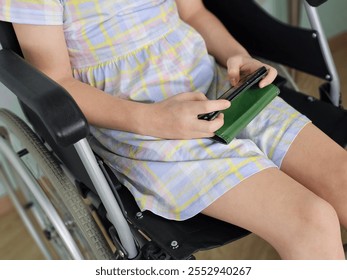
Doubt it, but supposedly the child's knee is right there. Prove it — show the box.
[278,199,342,259]
[293,199,340,241]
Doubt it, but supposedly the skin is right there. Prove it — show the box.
[12,0,347,259]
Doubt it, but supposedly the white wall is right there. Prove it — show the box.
[300,0,347,38]
[256,0,347,38]
[0,83,25,118]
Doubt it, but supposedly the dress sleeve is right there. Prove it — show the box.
[0,0,63,25]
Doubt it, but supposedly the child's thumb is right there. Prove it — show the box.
[227,68,240,86]
[226,57,241,86]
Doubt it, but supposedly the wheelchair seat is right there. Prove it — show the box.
[1,0,346,260]
[118,186,249,259]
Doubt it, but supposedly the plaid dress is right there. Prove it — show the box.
[1,0,310,220]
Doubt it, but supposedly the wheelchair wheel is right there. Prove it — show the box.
[0,109,114,260]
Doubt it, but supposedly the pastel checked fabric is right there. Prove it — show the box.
[0,0,310,220]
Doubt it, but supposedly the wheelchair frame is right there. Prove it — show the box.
[0,0,346,260]
[303,1,340,105]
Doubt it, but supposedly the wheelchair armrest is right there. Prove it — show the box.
[0,49,89,147]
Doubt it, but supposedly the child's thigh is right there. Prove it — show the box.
[201,167,336,249]
[281,122,347,197]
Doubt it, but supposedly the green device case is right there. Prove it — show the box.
[212,84,280,144]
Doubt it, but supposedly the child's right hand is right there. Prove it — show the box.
[142,92,231,140]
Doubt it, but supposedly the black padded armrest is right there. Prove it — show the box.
[0,49,89,147]
[306,0,327,7]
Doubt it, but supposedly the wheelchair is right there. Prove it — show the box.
[0,0,346,260]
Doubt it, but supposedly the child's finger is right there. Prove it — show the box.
[259,67,278,88]
[226,57,242,85]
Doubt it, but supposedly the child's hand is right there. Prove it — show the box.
[145,92,231,140]
[226,55,278,88]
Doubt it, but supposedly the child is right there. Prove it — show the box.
[1,0,346,259]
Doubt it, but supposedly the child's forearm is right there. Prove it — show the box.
[57,77,149,134]
[180,5,250,66]
[57,77,230,139]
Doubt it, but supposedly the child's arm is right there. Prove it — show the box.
[12,24,230,139]
[175,0,277,88]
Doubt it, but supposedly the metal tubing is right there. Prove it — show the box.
[0,162,53,259]
[74,139,138,259]
[0,137,84,259]
[304,1,340,106]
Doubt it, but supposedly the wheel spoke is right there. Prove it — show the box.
[0,109,114,260]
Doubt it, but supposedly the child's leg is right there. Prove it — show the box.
[281,123,347,228]
[201,167,344,259]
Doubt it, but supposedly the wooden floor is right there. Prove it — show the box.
[1,32,347,260]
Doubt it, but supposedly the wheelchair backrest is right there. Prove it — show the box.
[0,21,22,56]
[203,0,331,81]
